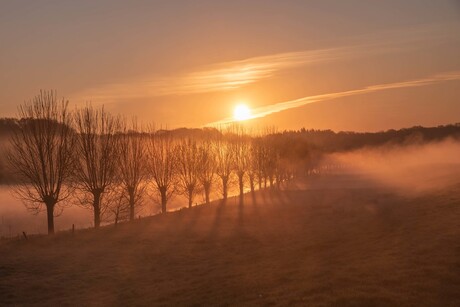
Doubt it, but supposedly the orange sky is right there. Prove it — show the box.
[1,1,459,131]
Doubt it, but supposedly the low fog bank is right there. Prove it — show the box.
[0,188,92,237]
[0,186,244,237]
[325,138,460,194]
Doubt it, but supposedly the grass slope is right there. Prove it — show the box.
[1,175,459,306]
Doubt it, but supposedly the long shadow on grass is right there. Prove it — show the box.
[207,199,229,240]
[238,197,244,228]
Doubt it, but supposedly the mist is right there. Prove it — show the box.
[326,138,460,195]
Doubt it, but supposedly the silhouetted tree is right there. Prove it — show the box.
[214,137,233,202]
[264,138,278,188]
[118,118,146,221]
[148,132,177,213]
[73,106,120,228]
[105,185,130,226]
[198,139,217,204]
[247,140,259,193]
[231,128,250,202]
[176,138,201,208]
[251,137,266,190]
[8,91,75,234]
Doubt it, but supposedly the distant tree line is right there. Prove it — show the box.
[2,91,460,234]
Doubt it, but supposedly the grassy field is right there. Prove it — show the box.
[1,174,459,306]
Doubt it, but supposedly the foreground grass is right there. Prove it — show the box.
[1,175,459,306]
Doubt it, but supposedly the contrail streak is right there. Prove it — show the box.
[207,71,460,126]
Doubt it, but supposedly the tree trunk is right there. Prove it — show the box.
[94,206,101,228]
[160,188,167,213]
[93,191,102,228]
[238,174,244,203]
[204,183,211,205]
[188,189,193,208]
[249,176,255,193]
[45,201,55,235]
[128,187,135,221]
[222,177,228,201]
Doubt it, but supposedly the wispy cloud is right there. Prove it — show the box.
[74,47,357,102]
[207,71,460,126]
[73,22,459,103]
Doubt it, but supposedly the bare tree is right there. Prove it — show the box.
[118,118,146,220]
[73,106,120,228]
[251,137,265,190]
[265,137,278,188]
[176,138,201,208]
[247,140,258,193]
[8,91,75,234]
[262,128,279,188]
[147,132,177,213]
[231,128,250,202]
[214,137,233,202]
[105,185,130,226]
[198,139,216,205]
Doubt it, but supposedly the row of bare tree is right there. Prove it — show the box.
[8,91,298,234]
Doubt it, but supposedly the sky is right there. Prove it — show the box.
[1,0,460,131]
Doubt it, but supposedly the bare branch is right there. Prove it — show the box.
[8,90,75,234]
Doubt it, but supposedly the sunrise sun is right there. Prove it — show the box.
[233,104,251,121]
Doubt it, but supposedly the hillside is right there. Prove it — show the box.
[1,174,459,306]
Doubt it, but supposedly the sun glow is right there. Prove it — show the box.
[233,104,251,121]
